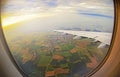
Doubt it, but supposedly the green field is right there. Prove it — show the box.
[3,30,109,77]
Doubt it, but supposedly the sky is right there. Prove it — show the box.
[1,0,114,32]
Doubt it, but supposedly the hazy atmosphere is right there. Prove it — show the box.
[2,0,114,32]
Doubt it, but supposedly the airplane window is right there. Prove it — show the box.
[1,0,114,77]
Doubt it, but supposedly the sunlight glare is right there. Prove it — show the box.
[2,13,55,27]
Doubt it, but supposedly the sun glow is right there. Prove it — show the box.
[1,13,55,27]
[1,14,37,27]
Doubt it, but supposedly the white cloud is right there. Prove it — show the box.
[1,0,114,32]
[2,0,114,15]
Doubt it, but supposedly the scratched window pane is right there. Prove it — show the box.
[1,0,114,77]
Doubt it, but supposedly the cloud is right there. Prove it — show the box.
[1,0,114,32]
[80,12,113,18]
[1,0,114,19]
[43,0,58,7]
[2,0,114,15]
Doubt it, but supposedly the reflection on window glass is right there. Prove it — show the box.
[1,0,114,77]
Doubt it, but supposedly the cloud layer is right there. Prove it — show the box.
[1,0,114,32]
[2,0,114,16]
